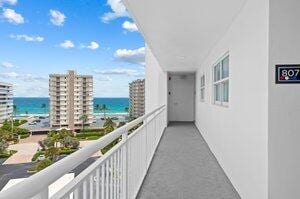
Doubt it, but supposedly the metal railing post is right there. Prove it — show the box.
[121,131,129,199]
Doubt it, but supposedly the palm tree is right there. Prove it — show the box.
[79,114,88,132]
[52,133,60,148]
[13,104,17,117]
[7,106,14,136]
[41,103,47,114]
[103,117,116,134]
[100,104,109,119]
[124,107,129,118]
[95,104,101,115]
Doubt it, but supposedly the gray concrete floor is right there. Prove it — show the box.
[137,122,241,199]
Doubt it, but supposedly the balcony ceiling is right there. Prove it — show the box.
[124,0,248,72]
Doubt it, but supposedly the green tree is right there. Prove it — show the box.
[61,136,80,149]
[45,147,60,162]
[36,159,52,171]
[59,129,72,139]
[0,128,14,142]
[48,131,61,148]
[41,137,54,149]
[105,125,114,134]
[2,114,14,137]
[0,139,9,153]
[103,117,116,134]
[103,117,116,128]
[100,104,109,119]
[47,129,72,148]
[79,114,88,132]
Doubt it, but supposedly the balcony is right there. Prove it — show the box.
[0,106,239,199]
[137,122,239,199]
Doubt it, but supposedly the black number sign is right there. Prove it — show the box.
[276,65,300,84]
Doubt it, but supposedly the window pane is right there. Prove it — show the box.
[200,76,203,87]
[200,88,205,100]
[214,64,221,82]
[201,75,205,87]
[222,56,229,78]
[222,81,229,102]
[214,84,220,102]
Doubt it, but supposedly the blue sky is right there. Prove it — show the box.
[0,0,145,97]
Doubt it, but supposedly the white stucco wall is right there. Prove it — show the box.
[269,0,300,198]
[145,45,168,114]
[194,0,269,198]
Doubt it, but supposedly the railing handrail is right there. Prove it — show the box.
[0,105,165,199]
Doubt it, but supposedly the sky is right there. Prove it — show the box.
[0,0,145,97]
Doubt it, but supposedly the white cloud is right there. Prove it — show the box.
[0,72,47,82]
[59,40,74,49]
[0,72,18,78]
[80,41,100,50]
[114,47,145,65]
[0,0,17,7]
[13,84,48,97]
[101,0,129,23]
[10,34,44,42]
[21,74,47,82]
[1,61,14,68]
[24,86,48,97]
[2,8,24,24]
[94,68,143,77]
[122,21,138,32]
[97,75,112,82]
[86,41,99,50]
[49,9,66,26]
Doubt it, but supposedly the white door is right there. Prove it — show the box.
[168,74,195,122]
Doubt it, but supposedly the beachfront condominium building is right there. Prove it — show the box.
[0,82,13,123]
[49,70,93,131]
[129,79,145,118]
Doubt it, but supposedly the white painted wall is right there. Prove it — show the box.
[269,1,300,198]
[194,0,269,198]
[168,74,195,122]
[145,45,168,116]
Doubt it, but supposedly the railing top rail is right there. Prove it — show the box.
[0,105,165,199]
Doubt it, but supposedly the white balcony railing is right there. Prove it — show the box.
[0,105,166,199]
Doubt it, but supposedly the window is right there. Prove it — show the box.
[200,75,205,101]
[213,55,229,106]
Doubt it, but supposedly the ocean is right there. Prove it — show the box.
[13,97,129,116]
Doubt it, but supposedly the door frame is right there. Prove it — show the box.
[167,72,196,123]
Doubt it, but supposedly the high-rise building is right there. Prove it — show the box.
[49,70,93,131]
[129,79,145,118]
[0,82,13,123]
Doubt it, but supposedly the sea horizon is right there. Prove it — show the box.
[13,97,129,116]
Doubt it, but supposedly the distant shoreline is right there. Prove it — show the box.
[13,97,129,99]
[13,97,129,116]
[15,112,128,117]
